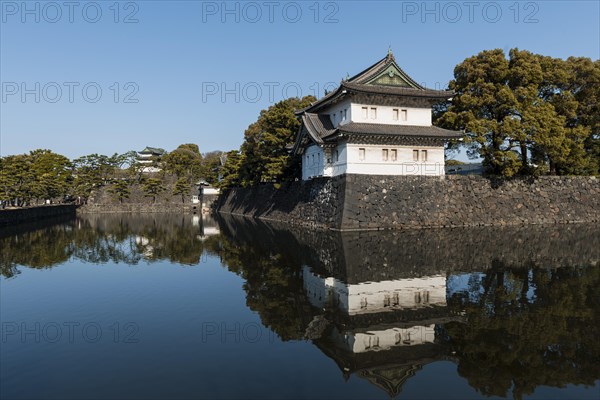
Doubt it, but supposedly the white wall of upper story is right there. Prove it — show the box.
[335,143,445,177]
[321,100,432,128]
[350,103,432,126]
[301,142,446,179]
[302,144,326,180]
[324,100,352,128]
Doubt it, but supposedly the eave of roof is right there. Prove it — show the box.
[341,82,453,99]
[297,81,453,115]
[337,123,462,139]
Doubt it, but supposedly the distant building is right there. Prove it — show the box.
[293,50,462,180]
[137,146,166,173]
[445,163,484,175]
[195,181,220,213]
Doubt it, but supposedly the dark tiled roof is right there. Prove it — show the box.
[342,82,453,99]
[303,113,336,143]
[338,123,462,139]
[346,51,424,89]
[296,88,343,115]
[298,78,452,115]
[139,146,166,155]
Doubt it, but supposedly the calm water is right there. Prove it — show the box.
[1,214,599,400]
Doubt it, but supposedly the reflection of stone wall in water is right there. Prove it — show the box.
[0,205,77,226]
[216,175,600,230]
[275,221,600,279]
[213,216,600,399]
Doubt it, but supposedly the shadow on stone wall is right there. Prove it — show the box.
[217,175,600,230]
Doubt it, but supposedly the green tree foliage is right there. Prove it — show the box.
[70,151,144,201]
[162,144,203,182]
[220,96,316,188]
[0,154,35,206]
[172,177,190,203]
[437,48,599,176]
[445,159,466,166]
[0,150,71,206]
[142,178,166,203]
[108,180,131,203]
[200,151,224,184]
[71,153,119,200]
[215,150,243,190]
[29,150,72,203]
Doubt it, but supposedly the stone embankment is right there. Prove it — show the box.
[0,204,77,226]
[216,175,600,231]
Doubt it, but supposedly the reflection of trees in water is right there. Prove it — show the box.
[2,213,599,398]
[444,265,600,400]
[203,220,315,341]
[0,214,210,277]
[0,220,76,278]
[208,216,600,398]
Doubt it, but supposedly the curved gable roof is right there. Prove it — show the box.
[297,51,453,114]
[346,51,424,89]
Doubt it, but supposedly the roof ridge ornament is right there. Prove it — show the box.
[387,46,395,62]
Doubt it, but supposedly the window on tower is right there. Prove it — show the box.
[370,107,377,119]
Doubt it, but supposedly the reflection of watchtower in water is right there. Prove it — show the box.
[301,245,458,397]
[212,215,600,399]
[302,266,458,397]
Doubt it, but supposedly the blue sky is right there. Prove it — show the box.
[1,0,599,160]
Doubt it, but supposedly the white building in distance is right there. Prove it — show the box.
[137,146,166,173]
[293,51,462,180]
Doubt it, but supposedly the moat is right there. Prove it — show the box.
[1,214,599,399]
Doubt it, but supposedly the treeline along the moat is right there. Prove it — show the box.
[0,144,224,208]
[2,48,598,211]
[2,214,599,398]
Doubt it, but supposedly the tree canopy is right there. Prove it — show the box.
[436,48,599,176]
[0,144,226,207]
[217,95,316,189]
[0,150,71,206]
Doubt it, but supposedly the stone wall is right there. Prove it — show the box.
[78,182,200,214]
[216,175,600,231]
[215,176,346,229]
[0,204,77,226]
